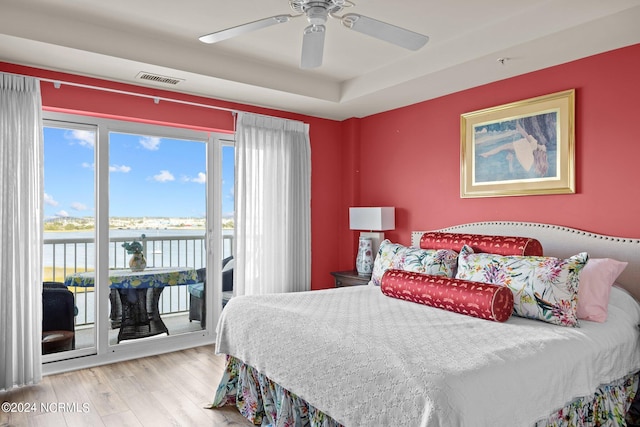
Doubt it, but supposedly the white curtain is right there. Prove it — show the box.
[234,112,311,295]
[0,74,43,391]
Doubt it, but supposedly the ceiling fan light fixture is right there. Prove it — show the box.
[290,0,349,15]
[306,6,329,25]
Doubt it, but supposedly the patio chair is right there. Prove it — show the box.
[188,256,233,328]
[42,282,76,354]
[221,257,234,307]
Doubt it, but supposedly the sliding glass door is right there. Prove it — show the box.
[221,142,235,310]
[107,130,207,346]
[42,123,97,360]
[42,112,233,364]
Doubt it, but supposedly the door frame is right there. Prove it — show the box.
[42,112,232,373]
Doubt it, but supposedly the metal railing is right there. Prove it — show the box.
[44,232,234,326]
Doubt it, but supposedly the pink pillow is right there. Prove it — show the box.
[577,258,628,322]
[380,269,514,322]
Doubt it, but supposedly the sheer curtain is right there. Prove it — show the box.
[0,74,43,391]
[234,112,311,295]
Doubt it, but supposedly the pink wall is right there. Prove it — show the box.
[4,43,640,288]
[341,43,640,270]
[0,62,343,290]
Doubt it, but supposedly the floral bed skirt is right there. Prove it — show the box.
[536,373,639,426]
[212,355,343,427]
[212,355,639,427]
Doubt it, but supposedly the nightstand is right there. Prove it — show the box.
[330,270,371,287]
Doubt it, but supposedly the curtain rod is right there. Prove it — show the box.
[3,71,238,116]
[4,71,309,129]
[43,77,238,116]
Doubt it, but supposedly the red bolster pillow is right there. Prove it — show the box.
[380,269,514,322]
[419,231,543,256]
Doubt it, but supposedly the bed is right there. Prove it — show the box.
[211,221,640,426]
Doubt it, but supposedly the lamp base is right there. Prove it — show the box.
[355,237,374,276]
[360,231,385,262]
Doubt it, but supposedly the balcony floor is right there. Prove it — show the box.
[73,312,204,348]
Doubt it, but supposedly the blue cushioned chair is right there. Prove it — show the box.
[188,256,233,328]
[42,281,76,353]
[188,268,206,327]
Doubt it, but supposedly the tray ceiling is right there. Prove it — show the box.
[1,0,639,120]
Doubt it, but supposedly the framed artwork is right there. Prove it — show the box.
[460,89,575,198]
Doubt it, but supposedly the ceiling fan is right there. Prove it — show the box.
[198,0,429,69]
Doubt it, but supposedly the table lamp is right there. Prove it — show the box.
[349,207,395,276]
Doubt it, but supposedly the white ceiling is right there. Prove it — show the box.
[1,0,639,120]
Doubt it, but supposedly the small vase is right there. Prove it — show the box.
[355,237,373,276]
[129,253,147,272]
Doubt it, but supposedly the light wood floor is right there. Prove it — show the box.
[0,345,253,427]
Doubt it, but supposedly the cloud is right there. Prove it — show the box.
[139,136,161,151]
[109,164,131,173]
[66,130,95,148]
[56,210,69,217]
[82,162,130,173]
[44,193,58,206]
[153,170,175,182]
[180,172,206,184]
[194,172,207,184]
[71,202,88,211]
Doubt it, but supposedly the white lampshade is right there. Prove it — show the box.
[349,207,395,231]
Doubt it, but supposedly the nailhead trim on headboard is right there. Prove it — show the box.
[412,222,640,247]
[411,221,640,301]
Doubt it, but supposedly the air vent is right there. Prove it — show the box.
[135,72,184,85]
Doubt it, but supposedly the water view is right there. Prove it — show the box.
[44,228,233,276]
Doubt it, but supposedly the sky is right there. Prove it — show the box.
[43,127,235,219]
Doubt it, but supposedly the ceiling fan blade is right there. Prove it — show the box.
[199,15,292,44]
[341,13,428,51]
[301,24,326,69]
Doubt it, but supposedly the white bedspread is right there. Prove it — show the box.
[215,285,640,427]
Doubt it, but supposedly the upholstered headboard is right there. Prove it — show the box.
[412,221,640,302]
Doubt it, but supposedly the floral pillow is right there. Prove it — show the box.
[456,245,589,327]
[370,239,458,286]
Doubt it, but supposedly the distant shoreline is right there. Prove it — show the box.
[44,226,208,232]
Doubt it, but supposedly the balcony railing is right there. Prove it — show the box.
[44,231,234,327]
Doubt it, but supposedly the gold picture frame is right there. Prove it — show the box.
[460,89,575,198]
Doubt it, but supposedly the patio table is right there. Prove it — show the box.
[65,267,198,342]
